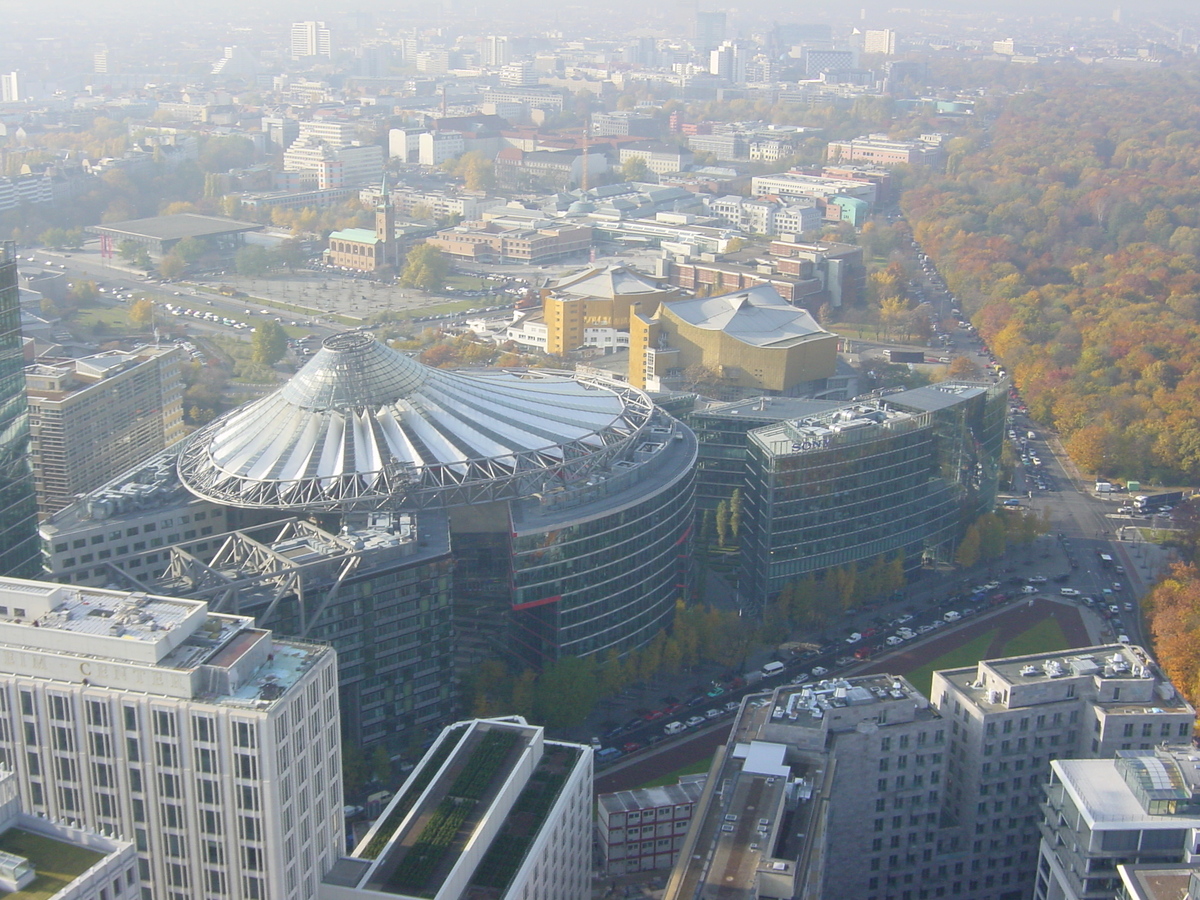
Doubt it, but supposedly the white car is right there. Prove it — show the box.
[1059,588,1080,597]
[1021,585,1037,594]
[846,632,862,644]
[811,666,829,677]
[886,636,903,646]
[685,716,705,728]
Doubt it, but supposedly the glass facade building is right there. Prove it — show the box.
[740,382,1006,604]
[508,433,696,664]
[0,244,39,578]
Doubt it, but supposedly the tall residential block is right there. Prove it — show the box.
[0,576,343,900]
[663,673,949,900]
[321,716,592,900]
[864,29,898,55]
[931,642,1194,900]
[26,347,185,518]
[666,643,1192,900]
[0,243,40,578]
[291,21,331,59]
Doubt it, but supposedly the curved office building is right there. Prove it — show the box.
[177,331,696,666]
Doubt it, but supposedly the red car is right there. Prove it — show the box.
[623,742,644,754]
[640,709,664,722]
[662,703,683,715]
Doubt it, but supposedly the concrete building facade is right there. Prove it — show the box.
[541,265,678,356]
[0,576,342,900]
[932,643,1195,900]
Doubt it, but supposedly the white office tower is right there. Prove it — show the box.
[0,576,342,900]
[291,21,332,60]
[321,716,592,900]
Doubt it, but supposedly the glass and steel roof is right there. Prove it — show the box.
[176,332,655,511]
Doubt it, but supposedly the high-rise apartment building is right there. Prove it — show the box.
[0,575,342,900]
[864,29,898,55]
[321,716,592,900]
[0,244,40,579]
[291,21,332,60]
[482,35,511,67]
[930,643,1194,900]
[667,644,1192,900]
[26,347,185,518]
[0,74,21,104]
[663,673,949,900]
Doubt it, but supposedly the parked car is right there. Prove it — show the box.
[1060,588,1080,597]
[685,715,706,728]
[811,666,829,677]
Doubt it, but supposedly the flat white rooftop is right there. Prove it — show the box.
[0,578,223,666]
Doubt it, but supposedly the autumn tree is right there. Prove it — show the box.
[946,356,982,379]
[251,320,288,366]
[399,244,449,292]
[715,500,729,548]
[129,298,154,329]
[729,488,743,540]
[956,524,981,568]
[534,656,599,728]
[621,156,651,183]
[235,245,272,277]
[159,253,185,280]
[173,236,207,264]
[1144,562,1200,711]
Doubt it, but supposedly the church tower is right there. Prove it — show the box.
[376,171,395,270]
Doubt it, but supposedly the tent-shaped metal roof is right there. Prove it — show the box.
[177,331,655,511]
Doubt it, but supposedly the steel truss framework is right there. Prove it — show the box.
[104,519,362,637]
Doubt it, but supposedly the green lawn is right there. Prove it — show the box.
[445,274,492,291]
[0,828,105,900]
[899,616,1072,697]
[1000,616,1071,659]
[902,629,999,698]
[635,756,713,790]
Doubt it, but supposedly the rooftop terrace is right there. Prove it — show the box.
[0,827,105,900]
